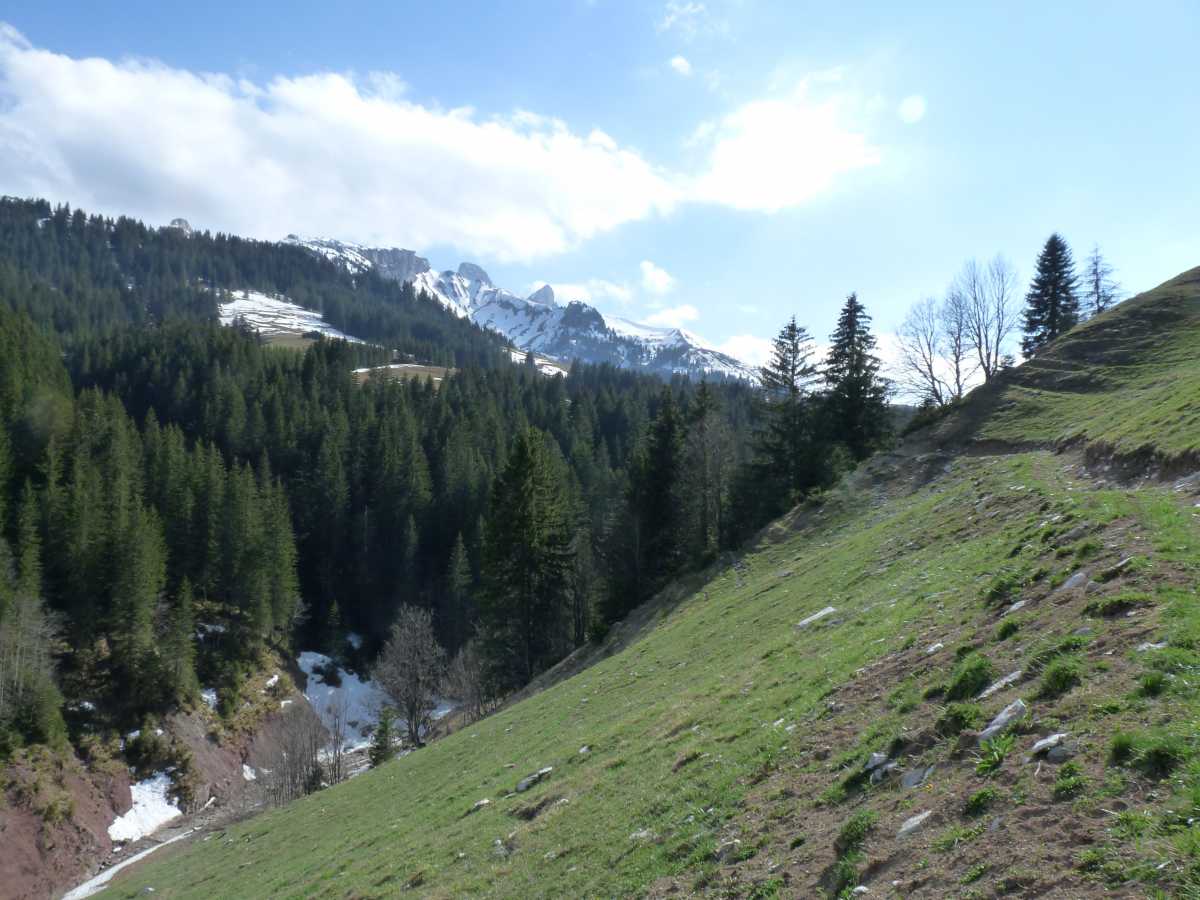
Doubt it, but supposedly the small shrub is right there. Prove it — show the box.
[961,862,989,884]
[933,823,984,852]
[1085,591,1152,618]
[1136,733,1187,778]
[964,787,997,816]
[1053,762,1087,800]
[1073,539,1103,561]
[1037,657,1082,700]
[945,655,996,702]
[984,570,1023,605]
[936,702,983,736]
[976,733,1015,776]
[1137,671,1168,698]
[1027,634,1088,673]
[1108,732,1136,766]
[827,853,862,897]
[834,808,878,856]
[995,619,1021,641]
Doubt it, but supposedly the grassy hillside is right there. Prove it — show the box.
[96,271,1200,899]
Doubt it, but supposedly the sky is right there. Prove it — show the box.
[2,1,1199,366]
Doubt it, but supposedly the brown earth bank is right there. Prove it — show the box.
[0,683,313,900]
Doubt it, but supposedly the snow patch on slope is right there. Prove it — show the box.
[107,773,182,843]
[217,290,363,343]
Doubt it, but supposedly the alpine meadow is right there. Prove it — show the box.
[0,5,1199,899]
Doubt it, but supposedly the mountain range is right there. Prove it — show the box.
[284,236,756,380]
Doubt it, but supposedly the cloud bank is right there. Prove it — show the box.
[0,25,883,263]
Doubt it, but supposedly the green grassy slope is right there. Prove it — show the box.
[933,265,1200,458]
[98,270,1200,899]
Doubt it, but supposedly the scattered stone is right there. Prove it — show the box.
[898,810,933,838]
[864,752,890,771]
[516,766,553,793]
[901,765,934,789]
[988,816,1004,833]
[493,838,510,859]
[630,828,655,842]
[714,839,742,862]
[926,642,944,655]
[978,670,1023,700]
[870,761,900,785]
[1136,641,1168,652]
[796,606,837,629]
[467,798,491,814]
[1003,600,1026,616]
[776,570,794,579]
[579,745,591,755]
[1085,581,1103,595]
[1047,744,1078,763]
[1056,571,1089,593]
[979,699,1028,743]
[1028,733,1067,759]
[1058,523,1093,543]
[1072,626,1094,637]
[852,887,870,895]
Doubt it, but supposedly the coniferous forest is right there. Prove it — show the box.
[0,196,895,761]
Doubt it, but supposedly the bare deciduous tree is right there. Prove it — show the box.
[941,281,976,400]
[959,255,1020,381]
[262,704,326,807]
[1082,245,1122,317]
[323,692,351,785]
[442,639,494,726]
[374,605,446,747]
[896,297,950,406]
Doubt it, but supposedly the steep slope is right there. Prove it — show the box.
[96,269,1200,898]
[284,236,755,380]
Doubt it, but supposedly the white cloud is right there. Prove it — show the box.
[897,94,926,124]
[669,55,693,77]
[657,2,708,36]
[717,334,773,367]
[691,81,881,212]
[0,27,680,263]
[639,259,676,295]
[644,304,699,328]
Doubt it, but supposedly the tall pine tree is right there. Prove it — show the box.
[479,428,574,691]
[1022,233,1080,356]
[823,293,891,462]
[753,317,821,504]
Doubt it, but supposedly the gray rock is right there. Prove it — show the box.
[988,816,1004,833]
[978,670,1023,700]
[493,838,510,858]
[1029,733,1068,757]
[897,810,933,838]
[714,839,742,862]
[1003,600,1027,616]
[979,699,1028,743]
[1136,641,1168,652]
[1085,581,1103,595]
[1047,744,1077,763]
[1056,571,1089,593]
[516,766,553,792]
[926,642,944,654]
[629,828,656,841]
[1072,626,1094,637]
[865,752,890,771]
[901,765,934,788]
[579,745,591,755]
[852,887,870,895]
[796,606,837,629]
[1058,523,1092,544]
[468,798,491,814]
[870,761,900,785]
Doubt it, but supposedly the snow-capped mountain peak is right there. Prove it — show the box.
[284,236,754,380]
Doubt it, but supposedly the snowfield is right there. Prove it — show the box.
[107,773,182,843]
[217,289,363,343]
[297,651,452,751]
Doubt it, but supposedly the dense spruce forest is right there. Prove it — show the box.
[0,197,892,762]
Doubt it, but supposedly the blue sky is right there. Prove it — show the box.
[2,1,1199,364]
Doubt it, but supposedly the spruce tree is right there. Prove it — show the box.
[753,317,821,504]
[162,578,199,704]
[1082,244,1122,317]
[1022,233,1080,356]
[479,428,574,690]
[824,293,891,461]
[445,533,471,650]
[369,707,396,767]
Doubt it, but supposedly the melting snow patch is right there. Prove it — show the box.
[63,830,193,900]
[264,673,280,689]
[200,688,218,710]
[218,290,363,343]
[346,632,364,650]
[242,764,257,781]
[107,773,182,843]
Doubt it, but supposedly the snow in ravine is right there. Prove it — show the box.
[107,773,182,843]
[217,289,363,343]
[297,651,452,752]
[242,764,257,781]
